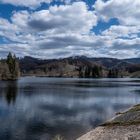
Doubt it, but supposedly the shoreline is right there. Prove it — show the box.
[77,104,140,140]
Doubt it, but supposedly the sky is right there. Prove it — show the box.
[0,0,140,59]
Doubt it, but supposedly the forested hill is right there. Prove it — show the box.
[19,56,140,78]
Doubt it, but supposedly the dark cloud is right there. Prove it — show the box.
[28,19,64,31]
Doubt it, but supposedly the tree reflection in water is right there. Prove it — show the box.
[5,81,17,105]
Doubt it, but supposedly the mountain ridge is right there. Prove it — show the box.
[19,56,140,78]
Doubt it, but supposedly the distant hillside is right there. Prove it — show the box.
[20,56,106,78]
[124,58,140,64]
[19,56,140,78]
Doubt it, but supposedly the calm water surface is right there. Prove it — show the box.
[0,77,140,140]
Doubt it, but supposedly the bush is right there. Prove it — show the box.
[52,135,64,140]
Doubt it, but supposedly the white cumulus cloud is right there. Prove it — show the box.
[95,0,140,25]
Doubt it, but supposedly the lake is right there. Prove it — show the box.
[0,77,140,140]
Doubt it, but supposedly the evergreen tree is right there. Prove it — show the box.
[92,65,100,78]
[85,66,91,78]
[79,66,83,78]
[6,52,16,74]
[108,69,112,78]
[108,68,119,78]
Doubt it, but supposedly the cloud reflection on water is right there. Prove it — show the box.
[0,77,140,140]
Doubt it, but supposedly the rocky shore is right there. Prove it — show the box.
[77,104,140,140]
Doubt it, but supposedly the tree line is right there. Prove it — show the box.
[78,65,103,78]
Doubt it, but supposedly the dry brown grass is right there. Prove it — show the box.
[52,135,64,140]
